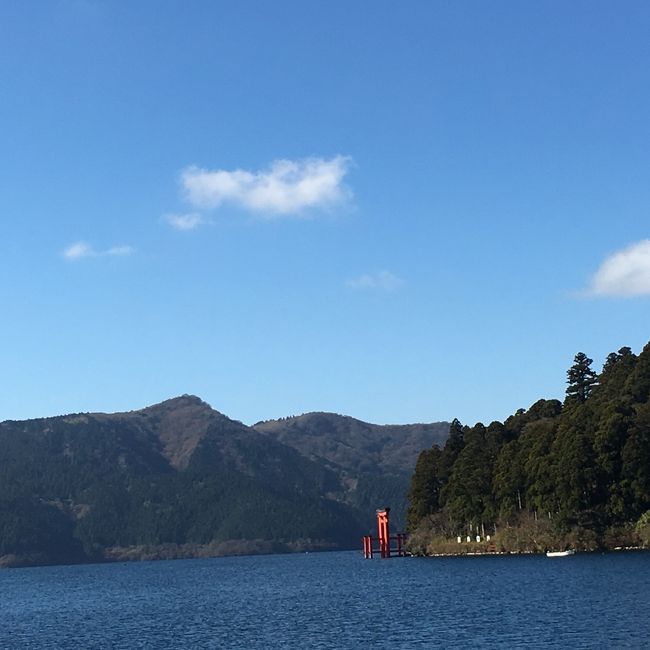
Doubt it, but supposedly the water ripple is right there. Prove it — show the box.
[0,551,649,648]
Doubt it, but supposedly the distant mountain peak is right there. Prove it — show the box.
[100,394,224,469]
[144,394,213,411]
[254,412,449,473]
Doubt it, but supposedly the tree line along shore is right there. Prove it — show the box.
[406,342,650,556]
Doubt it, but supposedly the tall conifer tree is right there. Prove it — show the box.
[566,352,598,403]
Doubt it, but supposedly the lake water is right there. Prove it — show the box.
[1,551,649,648]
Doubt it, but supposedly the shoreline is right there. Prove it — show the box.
[0,540,353,569]
[411,545,645,558]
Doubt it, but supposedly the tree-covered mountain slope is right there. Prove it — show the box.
[254,412,449,529]
[0,396,448,567]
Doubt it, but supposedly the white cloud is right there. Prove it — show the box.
[163,212,206,231]
[63,241,94,260]
[346,270,404,292]
[62,241,134,261]
[588,239,650,297]
[180,155,352,217]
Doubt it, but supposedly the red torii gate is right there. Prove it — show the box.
[362,507,407,559]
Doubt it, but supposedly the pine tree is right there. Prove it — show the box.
[406,446,443,530]
[624,341,650,405]
[443,423,494,527]
[621,400,650,517]
[566,352,598,403]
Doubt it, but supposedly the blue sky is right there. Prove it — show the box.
[2,1,650,426]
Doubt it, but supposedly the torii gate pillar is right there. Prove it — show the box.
[377,508,391,558]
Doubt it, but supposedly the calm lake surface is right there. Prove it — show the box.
[1,550,649,649]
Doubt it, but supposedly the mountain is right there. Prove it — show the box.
[254,412,449,529]
[0,396,448,567]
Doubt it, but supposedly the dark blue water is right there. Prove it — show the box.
[1,551,649,648]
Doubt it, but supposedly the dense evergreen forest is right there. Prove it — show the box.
[407,342,650,554]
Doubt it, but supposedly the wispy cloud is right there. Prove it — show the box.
[587,239,650,297]
[63,241,94,260]
[163,212,207,231]
[105,245,134,257]
[346,270,404,292]
[62,241,135,261]
[180,155,352,217]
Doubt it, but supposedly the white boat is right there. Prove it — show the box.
[546,549,575,558]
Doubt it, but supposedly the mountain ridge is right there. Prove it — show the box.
[0,395,449,567]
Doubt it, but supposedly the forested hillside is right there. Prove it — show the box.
[0,396,447,567]
[254,412,449,529]
[407,342,650,554]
